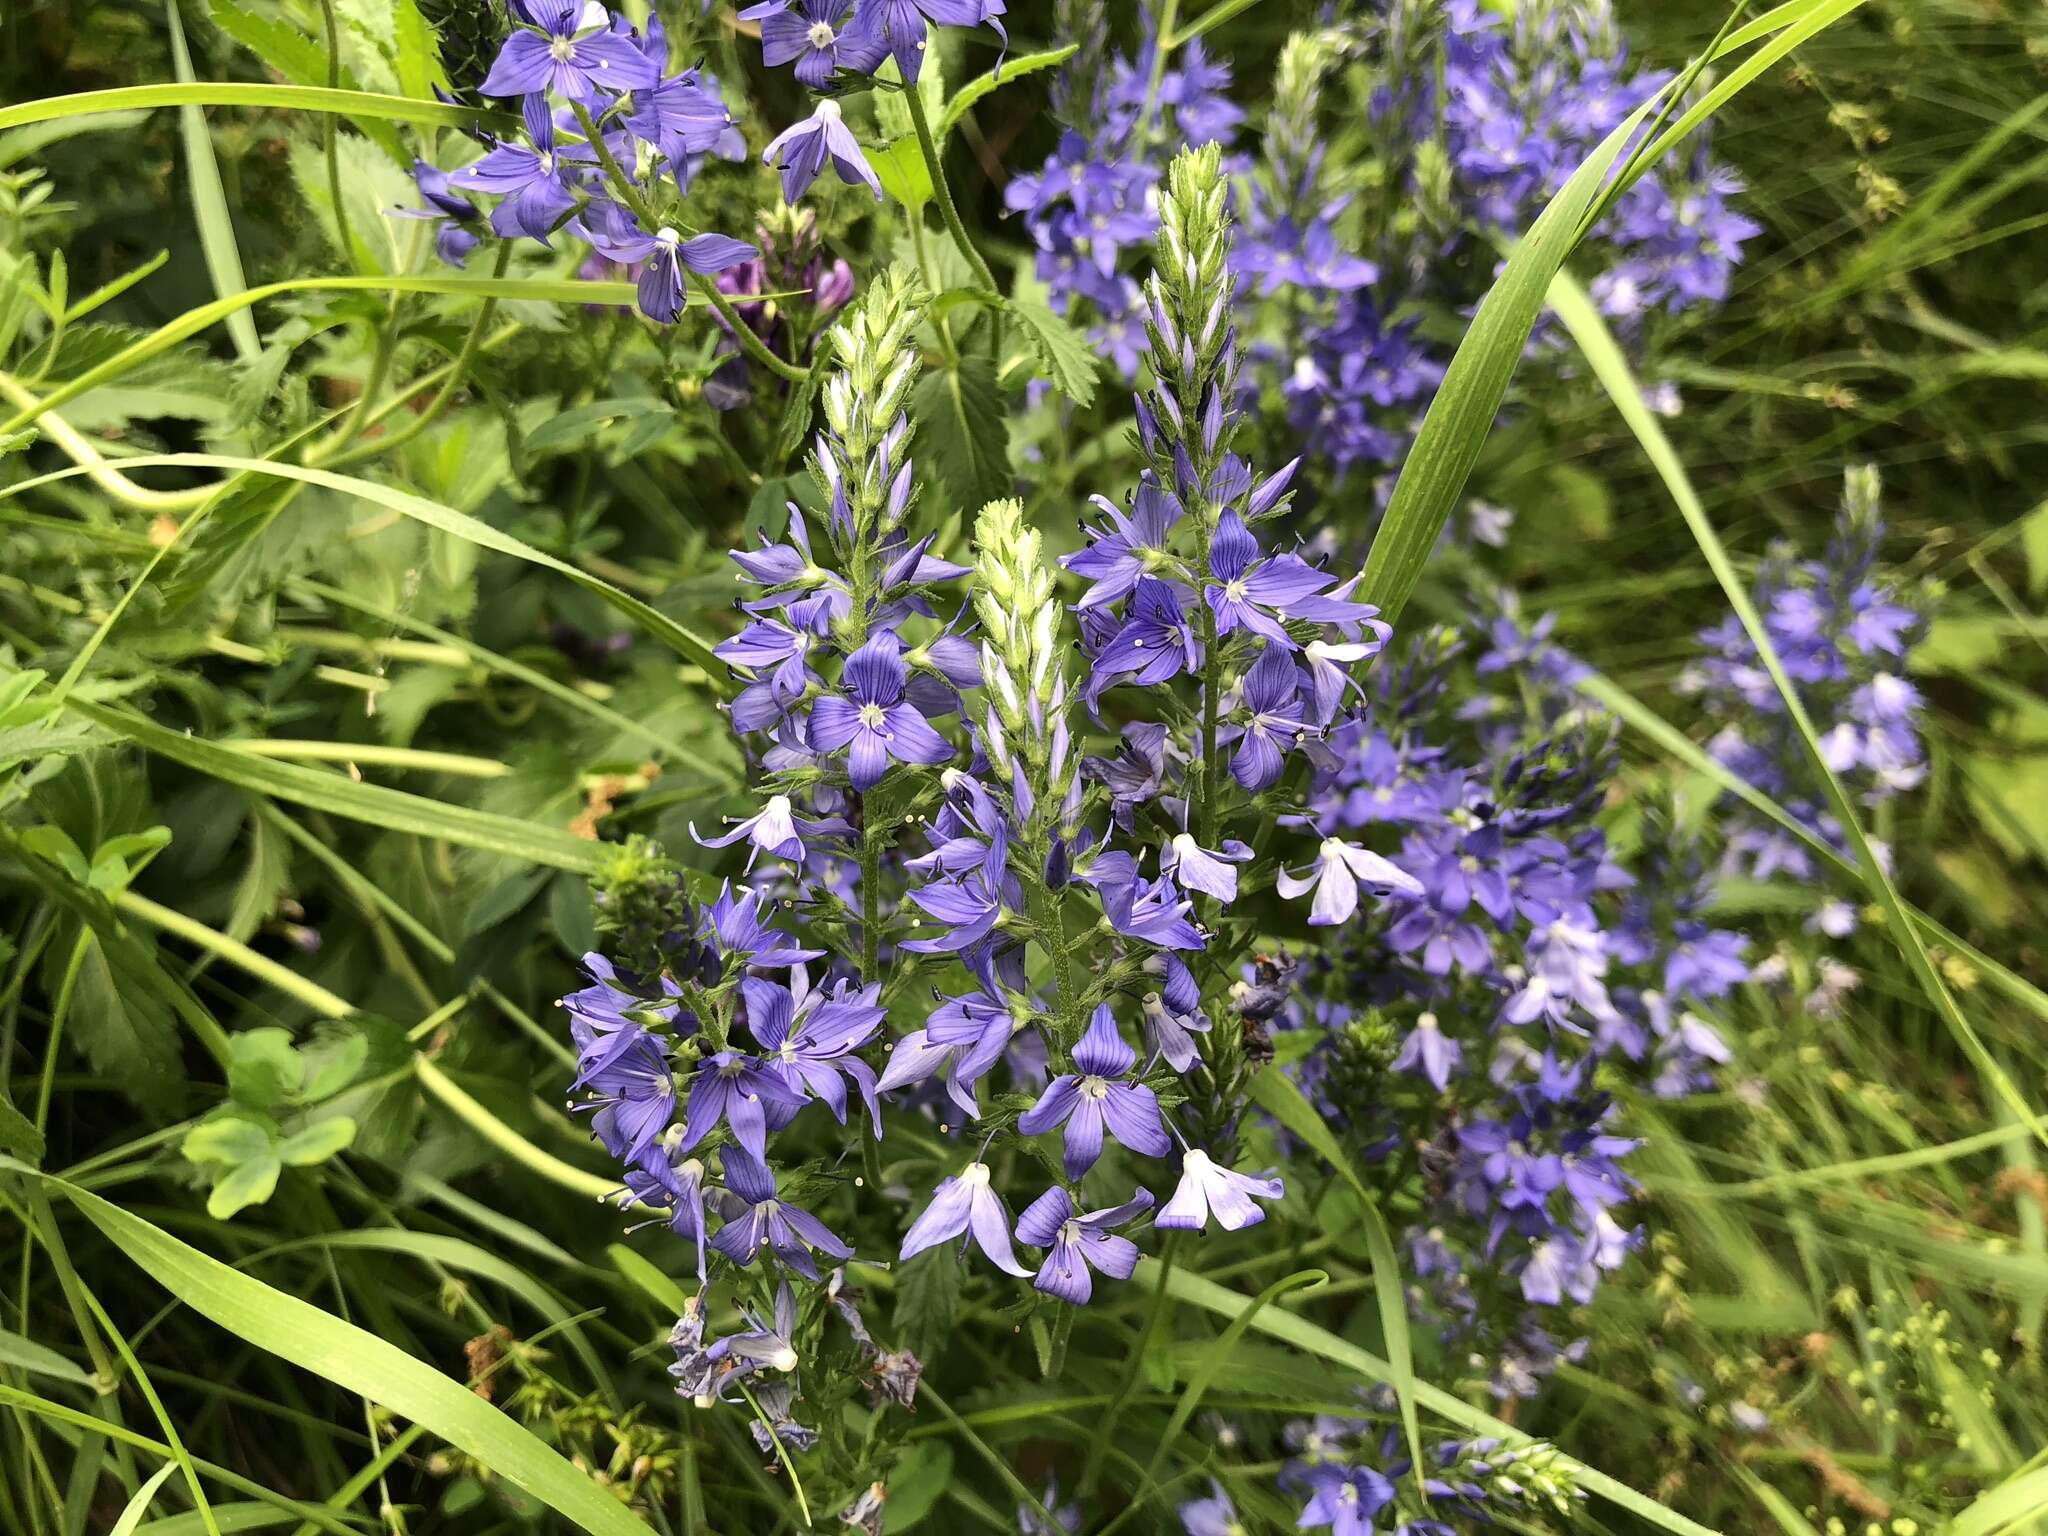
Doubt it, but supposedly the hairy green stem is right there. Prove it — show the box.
[905,86,1002,325]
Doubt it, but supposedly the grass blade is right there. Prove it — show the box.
[31,1174,655,1536]
[1547,268,2044,1148]
[110,1462,179,1536]
[5,453,725,681]
[1361,0,1870,628]
[1247,1070,1426,1500]
[0,83,513,135]
[65,698,609,874]
[1147,1261,1728,1536]
[164,1,258,363]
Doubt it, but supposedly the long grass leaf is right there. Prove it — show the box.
[65,698,608,874]
[7,454,725,680]
[1362,0,1870,627]
[109,1463,179,1536]
[0,83,513,135]
[1547,269,2044,1148]
[1246,1070,1426,1500]
[34,1176,654,1536]
[1148,1262,1728,1536]
[163,2,258,362]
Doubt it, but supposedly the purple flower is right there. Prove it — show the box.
[762,100,882,204]
[741,0,886,86]
[1102,873,1206,952]
[1296,1462,1395,1536]
[742,973,884,1128]
[575,201,756,322]
[626,67,741,168]
[1205,511,1355,648]
[1277,836,1422,926]
[1084,578,1201,707]
[809,633,955,790]
[1161,832,1251,904]
[710,1149,853,1280]
[1016,1006,1171,1179]
[1391,1012,1462,1091]
[705,1280,801,1378]
[481,0,660,101]
[454,96,577,240]
[899,1161,1032,1276]
[570,1024,674,1164]
[1064,479,1184,609]
[1178,1482,1239,1536]
[677,1050,806,1159]
[1229,644,1307,791]
[1013,1185,1154,1305]
[389,160,484,267]
[868,0,1006,83]
[1155,1148,1283,1233]
[1140,990,1210,1074]
[692,793,848,867]
[700,881,825,967]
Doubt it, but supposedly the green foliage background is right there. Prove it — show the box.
[1,0,2046,1532]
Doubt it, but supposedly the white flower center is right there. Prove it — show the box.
[656,226,681,247]
[769,1344,799,1372]
[815,98,845,123]
[960,1162,992,1189]
[549,35,576,60]
[1171,833,1198,860]
[807,21,837,48]
[1224,578,1249,602]
[858,702,887,730]
[1078,1075,1109,1099]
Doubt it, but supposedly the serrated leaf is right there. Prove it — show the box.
[912,359,1009,512]
[69,929,184,1118]
[936,44,1078,139]
[1007,297,1098,408]
[289,134,419,274]
[892,1246,961,1367]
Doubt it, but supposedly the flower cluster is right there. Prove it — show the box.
[1006,3,1244,375]
[1174,1412,1583,1536]
[399,0,1010,328]
[1680,465,1926,905]
[1259,1,1761,483]
[1258,596,1751,1398]
[560,151,1434,1472]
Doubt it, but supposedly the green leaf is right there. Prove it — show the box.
[1548,268,2043,1149]
[882,1441,953,1532]
[936,44,1079,139]
[12,451,728,685]
[227,1027,304,1109]
[607,1242,688,1317]
[110,1462,180,1536]
[0,1084,43,1166]
[1949,1466,2048,1536]
[912,359,1009,512]
[299,1026,370,1101]
[208,1,404,162]
[277,1115,357,1166]
[69,929,185,1118]
[183,1115,275,1168]
[1247,1070,1425,1502]
[53,1180,655,1536]
[0,83,514,137]
[870,137,934,211]
[205,1153,283,1219]
[523,397,673,458]
[165,1,259,362]
[1007,298,1099,408]
[0,1326,89,1385]
[68,698,610,875]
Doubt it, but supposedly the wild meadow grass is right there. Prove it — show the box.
[1,1,2045,1533]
